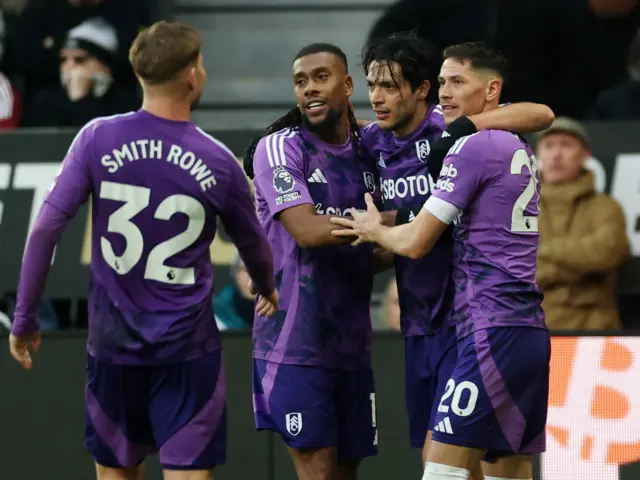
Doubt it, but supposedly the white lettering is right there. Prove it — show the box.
[149,139,162,159]
[179,151,196,170]
[101,154,118,174]
[381,174,432,200]
[113,144,133,166]
[167,144,182,165]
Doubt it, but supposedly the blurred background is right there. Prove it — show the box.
[0,0,639,479]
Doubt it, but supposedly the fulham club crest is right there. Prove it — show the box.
[415,139,430,162]
[285,412,303,436]
[363,171,376,194]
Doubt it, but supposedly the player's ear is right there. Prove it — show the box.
[485,78,502,103]
[186,66,197,91]
[344,74,354,98]
[416,79,430,101]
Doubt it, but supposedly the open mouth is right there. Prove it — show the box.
[305,100,328,115]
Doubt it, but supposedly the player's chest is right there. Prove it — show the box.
[377,153,436,208]
[304,155,375,207]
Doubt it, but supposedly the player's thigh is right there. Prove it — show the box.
[85,355,156,470]
[405,335,436,449]
[95,463,144,480]
[163,469,214,480]
[482,454,533,479]
[287,446,338,480]
[334,368,378,462]
[431,327,550,458]
[253,359,338,449]
[148,350,227,472]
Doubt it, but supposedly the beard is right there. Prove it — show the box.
[301,106,343,136]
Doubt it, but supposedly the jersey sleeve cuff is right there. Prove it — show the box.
[423,196,461,225]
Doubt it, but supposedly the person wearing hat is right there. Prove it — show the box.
[535,117,631,330]
[24,17,139,127]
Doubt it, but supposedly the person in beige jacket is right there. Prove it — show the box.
[535,117,631,330]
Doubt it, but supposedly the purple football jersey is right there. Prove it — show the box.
[19,110,274,364]
[360,105,453,336]
[252,127,377,370]
[430,130,546,339]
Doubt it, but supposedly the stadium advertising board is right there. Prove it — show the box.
[0,122,639,299]
[543,335,640,480]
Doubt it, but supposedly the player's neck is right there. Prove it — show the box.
[307,115,350,145]
[393,101,429,138]
[141,97,192,123]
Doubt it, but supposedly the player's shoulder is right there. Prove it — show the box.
[255,127,303,167]
[68,111,138,152]
[191,126,238,165]
[448,129,524,157]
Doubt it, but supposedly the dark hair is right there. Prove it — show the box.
[442,41,509,82]
[361,31,440,105]
[243,43,361,179]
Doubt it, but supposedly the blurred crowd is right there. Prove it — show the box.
[0,0,151,129]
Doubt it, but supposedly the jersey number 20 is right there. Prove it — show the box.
[510,149,539,233]
[99,181,206,285]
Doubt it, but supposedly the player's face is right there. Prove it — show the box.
[367,61,429,135]
[537,132,589,184]
[292,52,353,132]
[438,58,501,125]
[187,54,207,110]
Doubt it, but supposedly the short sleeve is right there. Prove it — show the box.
[431,143,485,211]
[45,120,94,216]
[252,131,313,217]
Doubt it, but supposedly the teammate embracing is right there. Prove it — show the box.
[357,33,552,479]
[333,41,549,480]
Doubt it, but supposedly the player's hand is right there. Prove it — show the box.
[9,332,41,370]
[330,193,383,246]
[256,289,279,317]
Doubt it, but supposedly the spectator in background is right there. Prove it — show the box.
[381,277,400,332]
[214,252,257,331]
[24,18,139,127]
[589,27,640,119]
[0,8,20,128]
[15,0,150,103]
[536,118,631,330]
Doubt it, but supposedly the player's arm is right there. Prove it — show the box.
[12,123,94,338]
[538,196,631,273]
[252,136,355,248]
[427,103,554,181]
[468,102,555,134]
[218,157,276,297]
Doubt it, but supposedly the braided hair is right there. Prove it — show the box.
[243,43,362,179]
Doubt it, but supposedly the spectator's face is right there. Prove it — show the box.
[366,60,428,134]
[537,132,589,184]
[438,58,500,125]
[382,279,401,332]
[292,52,353,132]
[234,264,256,301]
[60,48,109,81]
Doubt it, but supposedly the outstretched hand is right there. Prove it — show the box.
[330,193,383,246]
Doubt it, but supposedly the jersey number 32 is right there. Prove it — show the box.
[99,181,206,285]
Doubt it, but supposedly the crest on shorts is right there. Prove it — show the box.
[285,412,303,436]
[363,171,376,194]
[415,139,430,162]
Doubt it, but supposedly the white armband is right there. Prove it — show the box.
[423,197,461,225]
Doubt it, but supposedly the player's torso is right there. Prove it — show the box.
[363,111,454,336]
[255,132,375,370]
[447,131,546,338]
[86,112,228,364]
